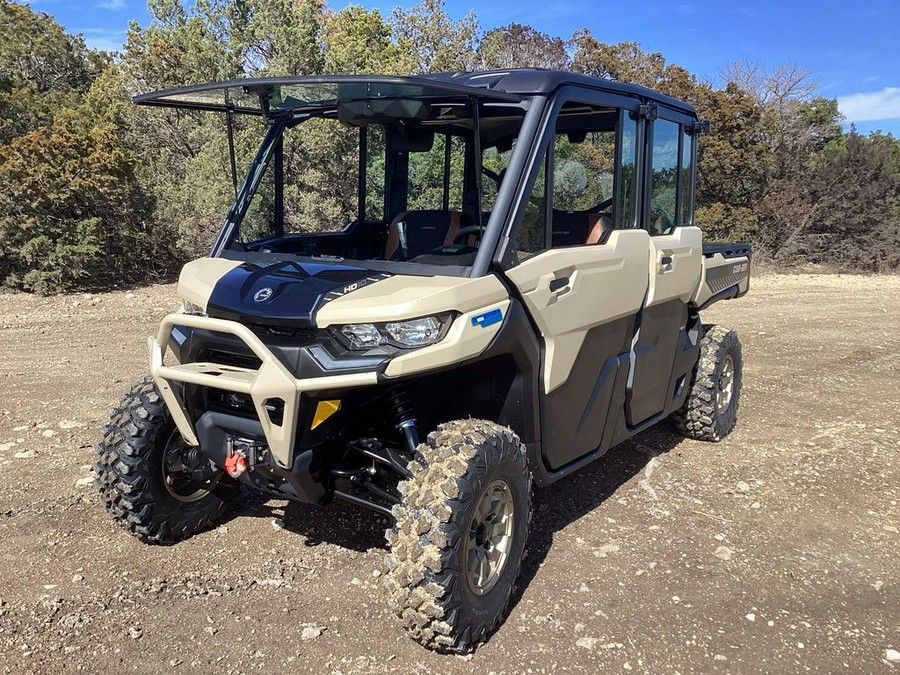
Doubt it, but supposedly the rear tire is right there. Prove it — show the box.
[384,419,532,653]
[94,376,238,544]
[675,325,743,441]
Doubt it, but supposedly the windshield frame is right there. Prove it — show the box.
[134,75,523,115]
[210,93,549,278]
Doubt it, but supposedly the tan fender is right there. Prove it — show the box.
[384,300,511,377]
[314,274,509,328]
[176,257,243,311]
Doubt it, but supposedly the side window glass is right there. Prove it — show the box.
[553,129,615,212]
[679,128,693,225]
[511,99,635,261]
[548,101,620,248]
[516,153,547,261]
[648,119,680,236]
[482,142,514,213]
[618,111,638,229]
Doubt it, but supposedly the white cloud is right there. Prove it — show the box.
[838,87,900,122]
[96,0,126,9]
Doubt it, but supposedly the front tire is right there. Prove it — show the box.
[94,376,237,544]
[384,419,532,653]
[675,325,743,441]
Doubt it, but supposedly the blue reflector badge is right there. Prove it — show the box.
[471,308,503,328]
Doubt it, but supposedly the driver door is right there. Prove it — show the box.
[503,91,648,470]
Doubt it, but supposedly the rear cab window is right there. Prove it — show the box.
[646,114,696,236]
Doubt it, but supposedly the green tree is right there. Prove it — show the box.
[226,0,324,76]
[477,23,569,70]
[0,0,106,143]
[323,6,407,74]
[0,108,157,293]
[122,0,243,91]
[570,34,667,87]
[120,0,262,258]
[764,131,900,269]
[390,0,479,74]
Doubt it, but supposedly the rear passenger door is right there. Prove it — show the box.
[625,110,703,426]
[503,88,649,470]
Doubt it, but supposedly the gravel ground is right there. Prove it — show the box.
[0,273,898,674]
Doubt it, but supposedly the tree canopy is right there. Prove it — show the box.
[1,0,898,293]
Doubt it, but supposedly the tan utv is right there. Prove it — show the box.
[95,70,750,653]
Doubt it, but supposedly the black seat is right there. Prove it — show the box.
[384,210,470,260]
[550,210,612,247]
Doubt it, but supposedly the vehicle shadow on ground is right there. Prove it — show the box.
[507,422,686,614]
[235,484,389,553]
[233,421,686,565]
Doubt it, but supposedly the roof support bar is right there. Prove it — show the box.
[471,97,484,231]
[226,109,238,198]
[442,133,451,212]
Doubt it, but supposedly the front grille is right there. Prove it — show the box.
[197,348,262,371]
[206,389,285,425]
[197,348,284,424]
[247,324,319,340]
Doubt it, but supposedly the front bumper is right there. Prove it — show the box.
[149,312,377,468]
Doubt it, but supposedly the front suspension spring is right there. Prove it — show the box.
[383,383,420,454]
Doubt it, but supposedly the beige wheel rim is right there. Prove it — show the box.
[717,354,735,413]
[465,479,515,596]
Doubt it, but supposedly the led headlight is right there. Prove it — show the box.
[339,323,383,349]
[178,298,207,316]
[334,315,449,350]
[383,316,443,347]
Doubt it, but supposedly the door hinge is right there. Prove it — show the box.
[638,103,658,120]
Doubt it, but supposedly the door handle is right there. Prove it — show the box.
[659,252,675,273]
[549,276,570,293]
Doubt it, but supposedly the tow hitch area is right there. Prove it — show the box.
[224,451,247,478]
[225,437,266,478]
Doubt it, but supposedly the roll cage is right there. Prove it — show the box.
[134,73,701,278]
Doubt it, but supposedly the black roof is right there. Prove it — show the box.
[133,69,696,117]
[422,69,696,115]
[133,75,522,115]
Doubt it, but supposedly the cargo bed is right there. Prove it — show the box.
[693,242,752,309]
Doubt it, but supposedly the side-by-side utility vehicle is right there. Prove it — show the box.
[95,69,750,652]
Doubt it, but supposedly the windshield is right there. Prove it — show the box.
[135,77,521,114]
[224,97,530,273]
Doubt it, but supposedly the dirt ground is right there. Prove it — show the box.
[1,273,898,674]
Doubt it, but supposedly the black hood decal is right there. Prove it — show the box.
[206,259,390,327]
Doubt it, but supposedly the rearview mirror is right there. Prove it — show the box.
[338,98,429,126]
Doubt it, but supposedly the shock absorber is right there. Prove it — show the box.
[384,383,420,455]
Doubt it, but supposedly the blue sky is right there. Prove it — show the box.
[25,0,900,135]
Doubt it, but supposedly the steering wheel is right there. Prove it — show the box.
[453,225,485,246]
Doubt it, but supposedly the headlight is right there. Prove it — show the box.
[339,323,383,349]
[334,315,449,350]
[383,316,443,347]
[179,298,207,316]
